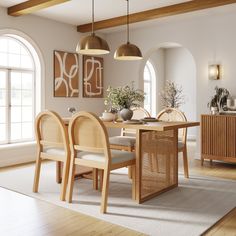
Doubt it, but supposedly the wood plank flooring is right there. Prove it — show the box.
[0,187,145,236]
[0,141,236,235]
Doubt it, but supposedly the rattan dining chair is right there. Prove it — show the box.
[66,111,136,214]
[157,108,189,178]
[33,110,70,201]
[109,107,151,152]
[109,107,150,178]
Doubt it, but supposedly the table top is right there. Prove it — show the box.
[63,117,200,131]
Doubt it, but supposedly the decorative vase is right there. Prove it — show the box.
[120,108,133,121]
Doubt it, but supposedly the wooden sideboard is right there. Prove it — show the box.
[201,114,236,165]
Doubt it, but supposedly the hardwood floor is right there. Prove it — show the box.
[202,207,236,236]
[0,141,236,235]
[0,187,145,236]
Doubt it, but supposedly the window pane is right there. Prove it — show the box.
[0,38,8,53]
[11,107,21,123]
[9,54,21,68]
[11,90,21,106]
[0,71,6,89]
[0,52,8,67]
[22,73,33,90]
[11,123,21,140]
[11,72,21,89]
[9,39,21,54]
[20,46,29,56]
[0,90,6,106]
[22,90,32,106]
[0,107,6,123]
[22,122,33,139]
[0,124,6,142]
[22,107,32,122]
[21,55,33,69]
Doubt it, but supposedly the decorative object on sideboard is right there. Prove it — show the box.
[114,0,142,61]
[76,0,110,55]
[83,55,103,98]
[208,86,229,114]
[160,80,185,109]
[68,107,76,115]
[54,50,79,97]
[208,64,220,80]
[104,82,145,121]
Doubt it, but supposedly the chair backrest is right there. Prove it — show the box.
[68,111,111,162]
[121,107,151,136]
[156,108,187,144]
[35,110,69,154]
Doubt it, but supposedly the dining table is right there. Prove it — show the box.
[63,117,200,204]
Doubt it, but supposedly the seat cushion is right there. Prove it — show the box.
[109,136,136,147]
[78,150,135,164]
[178,141,185,149]
[43,147,65,156]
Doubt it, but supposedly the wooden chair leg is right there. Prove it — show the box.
[99,170,104,192]
[56,161,62,184]
[66,157,76,203]
[100,168,110,214]
[132,165,136,200]
[182,147,189,178]
[33,153,42,193]
[128,166,132,179]
[60,158,70,201]
[93,168,98,190]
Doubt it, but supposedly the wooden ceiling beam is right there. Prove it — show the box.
[8,0,70,16]
[77,0,236,33]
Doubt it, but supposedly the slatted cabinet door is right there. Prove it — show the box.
[201,114,236,164]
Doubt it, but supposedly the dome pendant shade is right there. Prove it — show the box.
[114,42,142,60]
[76,33,110,55]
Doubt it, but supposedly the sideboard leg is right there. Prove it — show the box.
[201,158,204,166]
[210,159,213,165]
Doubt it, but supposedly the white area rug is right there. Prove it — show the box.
[0,162,235,236]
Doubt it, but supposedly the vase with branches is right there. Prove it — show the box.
[104,82,145,120]
[160,80,185,109]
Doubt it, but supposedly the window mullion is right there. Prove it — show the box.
[6,69,11,143]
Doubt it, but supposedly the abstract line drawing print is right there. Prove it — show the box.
[54,50,79,97]
[83,55,103,98]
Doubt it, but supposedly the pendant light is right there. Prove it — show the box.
[114,0,142,60]
[76,0,110,55]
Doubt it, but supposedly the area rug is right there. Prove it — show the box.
[0,162,235,236]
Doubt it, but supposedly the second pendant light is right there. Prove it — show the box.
[114,0,142,60]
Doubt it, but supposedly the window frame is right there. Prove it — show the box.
[0,36,36,144]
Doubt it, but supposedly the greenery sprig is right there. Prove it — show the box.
[104,82,145,110]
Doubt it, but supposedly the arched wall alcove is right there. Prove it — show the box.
[139,42,197,139]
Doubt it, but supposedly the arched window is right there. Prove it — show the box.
[0,36,36,144]
[143,60,156,116]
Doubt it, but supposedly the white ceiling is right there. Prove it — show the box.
[0,0,191,25]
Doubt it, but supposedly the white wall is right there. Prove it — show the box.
[0,6,107,166]
[104,5,236,158]
[165,47,196,139]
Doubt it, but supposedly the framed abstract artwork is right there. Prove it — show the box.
[54,50,79,97]
[83,55,104,98]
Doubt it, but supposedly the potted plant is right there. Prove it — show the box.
[104,83,145,120]
[208,86,230,114]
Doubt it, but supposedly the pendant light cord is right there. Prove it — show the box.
[127,0,129,43]
[92,0,94,35]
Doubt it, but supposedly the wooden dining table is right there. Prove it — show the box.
[63,118,200,203]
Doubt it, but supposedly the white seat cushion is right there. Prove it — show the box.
[78,150,135,164]
[109,136,136,147]
[43,147,65,156]
[178,141,185,149]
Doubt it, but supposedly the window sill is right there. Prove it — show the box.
[0,141,36,150]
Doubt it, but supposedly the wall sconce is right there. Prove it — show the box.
[209,64,220,80]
